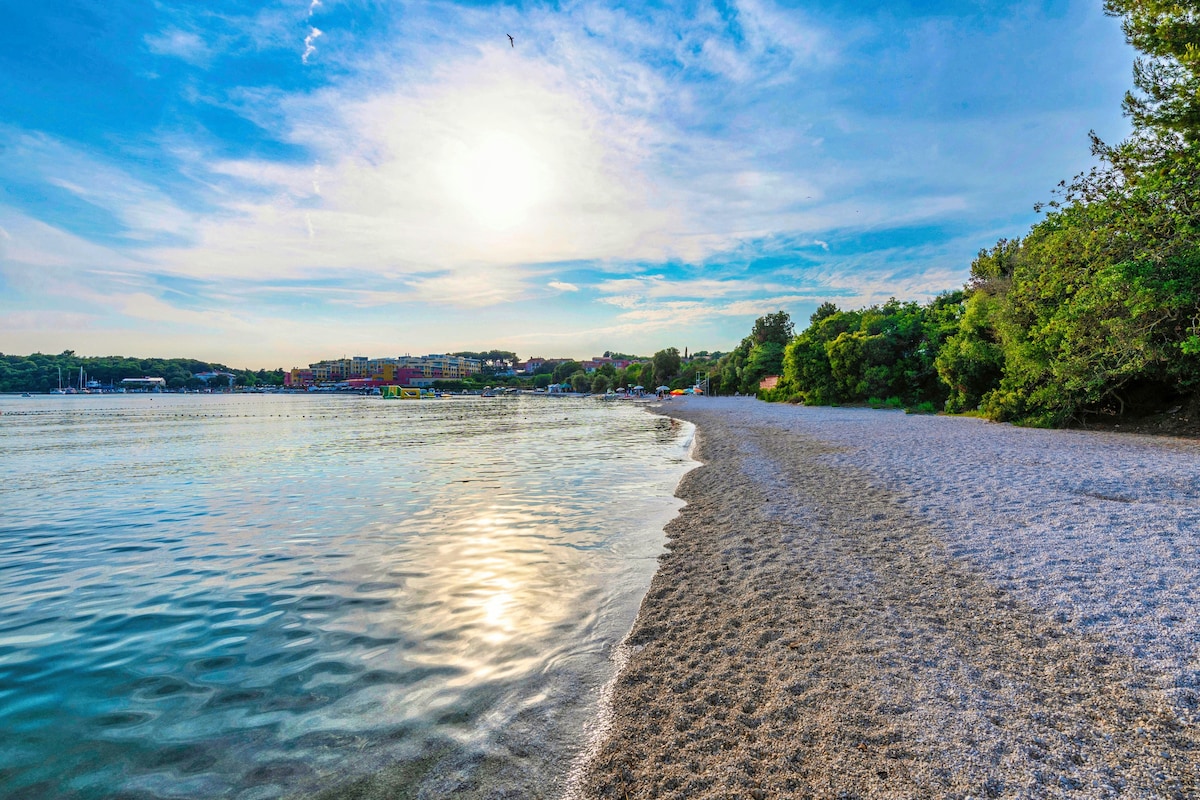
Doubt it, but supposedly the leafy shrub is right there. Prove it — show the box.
[905,401,937,414]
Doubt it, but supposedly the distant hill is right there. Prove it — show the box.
[0,351,285,393]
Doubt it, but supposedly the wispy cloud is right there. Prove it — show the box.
[144,28,209,65]
[0,0,1137,362]
[302,27,323,64]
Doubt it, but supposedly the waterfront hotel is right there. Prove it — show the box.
[285,354,483,389]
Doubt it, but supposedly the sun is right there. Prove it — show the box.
[441,131,552,230]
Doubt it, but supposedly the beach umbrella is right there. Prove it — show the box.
[656,385,671,392]
[670,389,685,395]
[633,385,644,390]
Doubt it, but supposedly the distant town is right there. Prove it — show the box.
[0,349,723,396]
[285,353,635,389]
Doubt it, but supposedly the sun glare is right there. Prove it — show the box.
[441,131,552,230]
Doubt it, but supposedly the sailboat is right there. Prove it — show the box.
[50,367,65,395]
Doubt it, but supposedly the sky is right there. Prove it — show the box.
[0,0,1137,368]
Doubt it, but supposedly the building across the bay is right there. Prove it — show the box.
[120,377,167,390]
[285,354,483,388]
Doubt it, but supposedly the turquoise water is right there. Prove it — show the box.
[0,394,693,799]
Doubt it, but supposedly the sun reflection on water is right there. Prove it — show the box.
[0,394,694,799]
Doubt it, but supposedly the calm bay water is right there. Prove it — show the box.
[0,393,694,799]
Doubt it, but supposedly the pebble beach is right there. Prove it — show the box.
[578,397,1200,799]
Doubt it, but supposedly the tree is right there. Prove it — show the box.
[552,360,581,382]
[649,348,681,388]
[810,302,840,324]
[783,333,834,403]
[741,341,785,393]
[591,374,611,393]
[751,311,794,345]
[1105,0,1200,139]
[936,291,1005,412]
[627,363,644,385]
[570,372,590,392]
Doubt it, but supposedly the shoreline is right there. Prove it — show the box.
[578,397,1200,798]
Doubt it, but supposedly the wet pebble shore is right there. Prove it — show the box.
[580,398,1200,799]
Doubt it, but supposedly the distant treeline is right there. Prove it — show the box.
[434,350,721,394]
[712,0,1200,426]
[0,352,285,393]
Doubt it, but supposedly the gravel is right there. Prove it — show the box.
[578,397,1200,799]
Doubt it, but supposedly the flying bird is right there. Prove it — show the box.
[507,33,514,47]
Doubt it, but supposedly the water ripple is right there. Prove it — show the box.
[0,394,692,799]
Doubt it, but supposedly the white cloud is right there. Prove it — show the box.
[401,270,529,308]
[594,274,797,301]
[145,28,209,65]
[302,27,323,64]
[12,1,979,307]
[1,0,1136,367]
[0,310,101,335]
[135,47,685,290]
[0,207,141,273]
[3,130,195,242]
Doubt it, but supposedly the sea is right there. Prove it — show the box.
[0,393,695,800]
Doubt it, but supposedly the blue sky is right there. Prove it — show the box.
[0,0,1134,368]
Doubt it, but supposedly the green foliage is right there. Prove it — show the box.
[569,371,590,393]
[972,134,1200,423]
[590,374,611,394]
[0,352,285,393]
[707,312,793,394]
[774,298,959,408]
[552,360,582,382]
[1104,0,1200,140]
[741,341,785,393]
[936,289,1006,413]
[751,310,794,345]
[752,0,1200,424]
[649,347,682,388]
